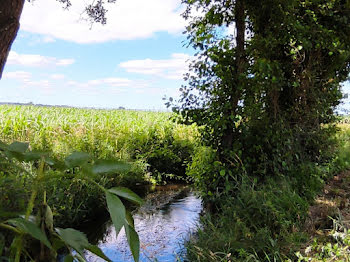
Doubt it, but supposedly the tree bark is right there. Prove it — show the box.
[221,0,245,151]
[0,0,25,79]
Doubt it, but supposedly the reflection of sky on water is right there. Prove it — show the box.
[85,192,203,262]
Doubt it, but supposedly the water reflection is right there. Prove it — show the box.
[85,187,202,262]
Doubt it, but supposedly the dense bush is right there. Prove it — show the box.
[186,123,350,261]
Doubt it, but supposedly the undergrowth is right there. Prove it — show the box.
[186,122,350,261]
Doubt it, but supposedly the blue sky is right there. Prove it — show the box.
[1,0,194,110]
[1,0,349,111]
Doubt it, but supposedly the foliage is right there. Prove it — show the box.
[0,140,142,262]
[186,122,350,261]
[186,174,310,261]
[332,123,350,173]
[174,0,350,196]
[177,1,350,259]
[186,146,223,200]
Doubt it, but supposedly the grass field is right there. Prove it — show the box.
[0,105,199,180]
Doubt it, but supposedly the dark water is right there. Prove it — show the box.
[83,185,203,262]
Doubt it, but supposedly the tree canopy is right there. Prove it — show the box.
[175,0,350,197]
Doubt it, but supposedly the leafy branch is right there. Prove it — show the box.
[0,140,143,261]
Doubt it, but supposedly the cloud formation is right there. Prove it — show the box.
[8,51,75,67]
[50,74,65,80]
[21,0,186,43]
[3,71,32,81]
[67,77,132,88]
[119,53,191,80]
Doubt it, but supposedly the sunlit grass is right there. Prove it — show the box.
[0,105,199,161]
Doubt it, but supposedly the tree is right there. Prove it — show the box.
[0,0,116,78]
[176,0,350,195]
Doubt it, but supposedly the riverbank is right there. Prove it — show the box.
[296,170,350,261]
[185,123,350,261]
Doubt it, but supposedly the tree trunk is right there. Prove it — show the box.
[235,0,245,76]
[221,0,245,152]
[0,0,25,79]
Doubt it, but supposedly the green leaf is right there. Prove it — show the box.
[63,254,74,262]
[125,210,134,228]
[51,237,65,251]
[44,157,56,166]
[124,211,140,261]
[65,152,91,168]
[45,205,54,232]
[125,223,140,262]
[7,142,29,153]
[57,228,112,261]
[92,160,131,175]
[87,245,112,262]
[105,191,125,237]
[7,218,52,249]
[23,151,48,161]
[108,187,143,205]
[55,228,88,258]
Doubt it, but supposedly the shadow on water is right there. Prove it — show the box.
[82,185,203,262]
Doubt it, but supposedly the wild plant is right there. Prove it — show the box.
[0,140,142,262]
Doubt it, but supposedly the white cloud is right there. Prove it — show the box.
[21,0,186,43]
[50,74,65,80]
[67,77,132,88]
[42,36,55,43]
[56,59,75,66]
[8,51,75,67]
[102,78,132,87]
[3,71,53,90]
[26,80,51,88]
[3,71,32,81]
[119,53,191,80]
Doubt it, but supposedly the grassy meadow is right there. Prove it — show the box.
[0,105,200,226]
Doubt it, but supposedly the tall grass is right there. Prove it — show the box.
[0,105,199,181]
[0,106,197,157]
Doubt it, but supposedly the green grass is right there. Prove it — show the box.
[0,105,199,180]
[185,122,350,262]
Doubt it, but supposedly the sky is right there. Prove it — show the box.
[1,0,349,111]
[1,0,194,110]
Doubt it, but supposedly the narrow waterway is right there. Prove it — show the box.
[84,185,203,262]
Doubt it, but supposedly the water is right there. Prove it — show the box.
[84,186,203,262]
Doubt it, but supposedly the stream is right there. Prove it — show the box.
[82,185,203,262]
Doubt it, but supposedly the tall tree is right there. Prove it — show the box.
[176,0,350,194]
[0,0,116,78]
[0,0,25,79]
